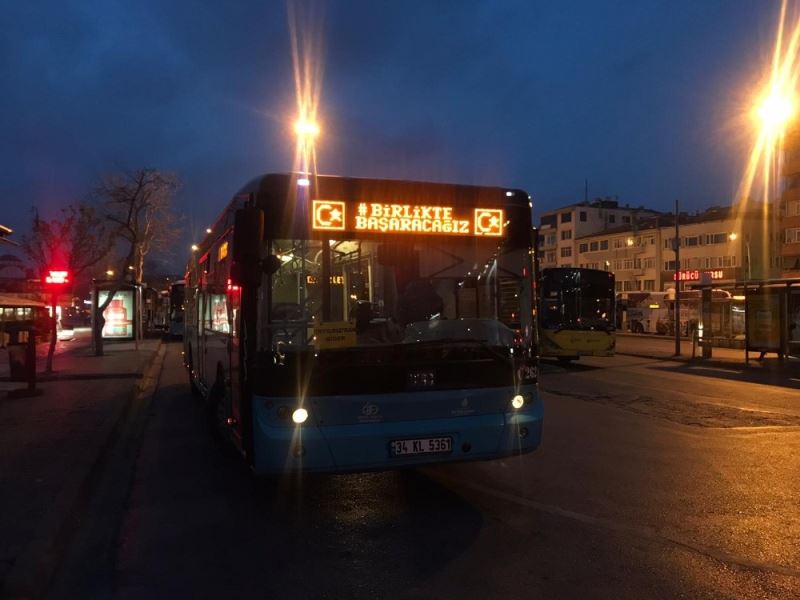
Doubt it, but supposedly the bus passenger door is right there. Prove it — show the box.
[228,285,244,449]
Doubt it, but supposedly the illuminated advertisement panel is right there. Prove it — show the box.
[312,200,504,237]
[746,292,781,351]
[99,290,134,339]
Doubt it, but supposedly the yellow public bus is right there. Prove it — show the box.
[538,267,615,361]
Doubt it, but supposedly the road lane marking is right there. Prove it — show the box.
[429,472,800,579]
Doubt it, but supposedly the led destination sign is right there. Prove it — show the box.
[312,200,504,237]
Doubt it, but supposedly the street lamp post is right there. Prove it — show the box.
[294,116,321,321]
[673,199,681,356]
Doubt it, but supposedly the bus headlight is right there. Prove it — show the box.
[511,394,525,409]
[292,408,309,424]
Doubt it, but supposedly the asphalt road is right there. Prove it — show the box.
[52,344,800,599]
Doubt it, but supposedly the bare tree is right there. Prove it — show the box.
[93,168,181,355]
[20,205,113,372]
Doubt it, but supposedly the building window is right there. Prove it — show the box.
[561,229,572,240]
[685,236,699,247]
[560,247,572,258]
[579,211,587,222]
[540,215,557,227]
[711,233,728,244]
[665,260,677,270]
[608,214,616,224]
[561,212,572,224]
[643,257,655,269]
[788,200,800,217]
[589,241,598,251]
[643,279,655,291]
[786,227,800,243]
[579,243,589,253]
[622,216,631,224]
[600,240,609,250]
[546,251,556,263]
[613,238,624,249]
[623,259,634,270]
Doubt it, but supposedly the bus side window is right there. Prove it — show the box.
[209,293,230,334]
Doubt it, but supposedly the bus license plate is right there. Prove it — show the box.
[391,437,452,457]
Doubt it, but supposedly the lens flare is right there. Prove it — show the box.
[287,0,325,177]
[734,0,800,274]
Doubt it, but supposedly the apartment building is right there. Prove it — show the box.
[781,126,800,277]
[574,205,778,292]
[537,198,660,269]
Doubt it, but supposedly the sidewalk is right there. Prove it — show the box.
[0,337,165,598]
[616,333,797,372]
[0,328,92,383]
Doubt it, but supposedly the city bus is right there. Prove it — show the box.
[623,289,740,337]
[538,267,615,361]
[168,280,186,339]
[184,173,542,474]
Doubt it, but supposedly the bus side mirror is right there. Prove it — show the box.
[231,207,264,287]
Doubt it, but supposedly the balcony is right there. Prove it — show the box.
[782,154,800,176]
[782,186,800,205]
[782,241,800,257]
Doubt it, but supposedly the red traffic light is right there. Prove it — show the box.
[45,270,70,285]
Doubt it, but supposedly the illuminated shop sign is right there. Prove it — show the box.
[306,274,345,285]
[311,200,504,237]
[672,269,724,281]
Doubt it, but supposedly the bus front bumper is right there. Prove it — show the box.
[251,392,543,475]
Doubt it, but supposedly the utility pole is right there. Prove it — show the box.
[673,199,681,356]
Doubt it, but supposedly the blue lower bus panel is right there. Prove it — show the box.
[251,385,543,474]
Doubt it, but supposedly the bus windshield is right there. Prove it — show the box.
[540,268,615,331]
[266,236,532,352]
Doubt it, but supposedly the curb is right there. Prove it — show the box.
[615,351,794,373]
[1,341,167,600]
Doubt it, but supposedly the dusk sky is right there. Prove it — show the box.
[0,1,785,270]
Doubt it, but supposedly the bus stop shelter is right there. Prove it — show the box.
[693,277,800,362]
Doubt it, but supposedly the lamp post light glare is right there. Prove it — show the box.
[106,269,114,277]
[729,232,738,241]
[191,244,199,252]
[294,118,320,139]
[755,89,795,136]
